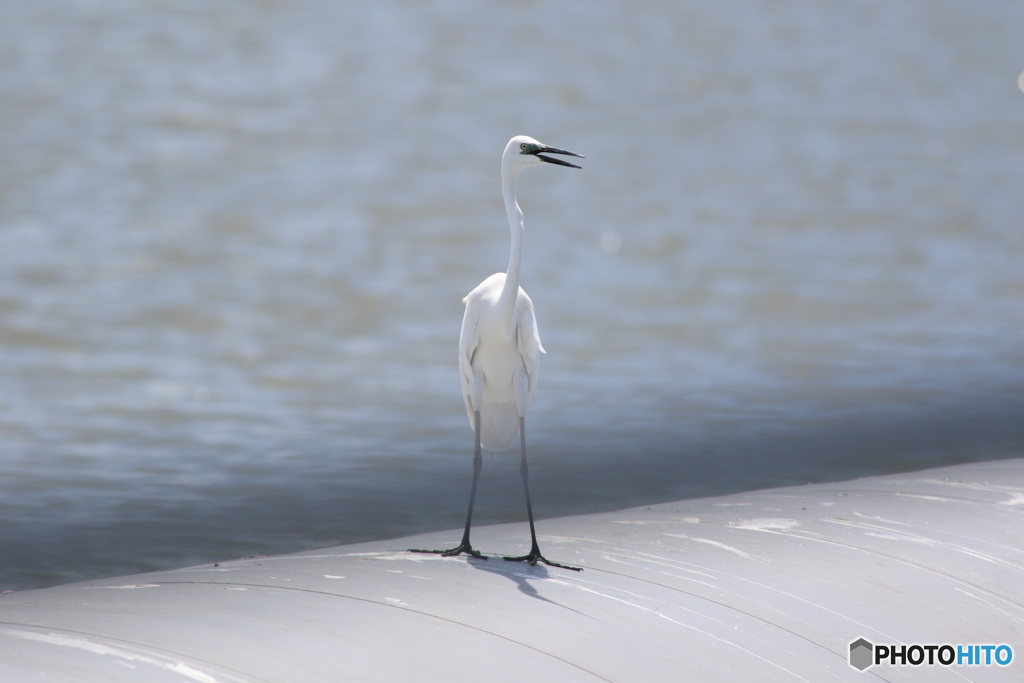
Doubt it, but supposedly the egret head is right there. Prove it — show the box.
[504,135,584,173]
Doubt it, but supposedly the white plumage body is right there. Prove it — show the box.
[459,272,545,451]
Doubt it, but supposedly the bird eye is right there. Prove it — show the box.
[520,143,528,150]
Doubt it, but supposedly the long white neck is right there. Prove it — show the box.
[499,161,524,328]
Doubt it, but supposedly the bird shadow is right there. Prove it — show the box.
[464,554,589,617]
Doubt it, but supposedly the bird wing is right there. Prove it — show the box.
[514,290,546,408]
[458,297,481,423]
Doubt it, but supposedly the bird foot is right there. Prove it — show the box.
[503,547,582,572]
[410,543,488,560]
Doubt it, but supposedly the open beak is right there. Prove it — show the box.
[536,145,584,169]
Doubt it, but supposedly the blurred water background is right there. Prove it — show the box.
[2,0,1023,591]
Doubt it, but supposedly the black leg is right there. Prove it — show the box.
[410,410,488,560]
[503,417,582,571]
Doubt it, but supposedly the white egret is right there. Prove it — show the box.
[411,135,583,571]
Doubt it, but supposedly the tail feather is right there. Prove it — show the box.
[478,401,520,451]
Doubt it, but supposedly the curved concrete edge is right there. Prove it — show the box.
[2,458,1023,682]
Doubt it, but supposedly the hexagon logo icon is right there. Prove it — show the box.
[849,638,874,671]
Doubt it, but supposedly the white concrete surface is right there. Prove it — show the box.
[2,458,1023,682]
